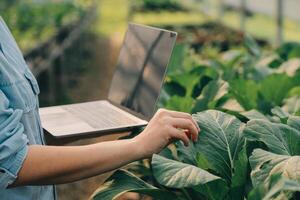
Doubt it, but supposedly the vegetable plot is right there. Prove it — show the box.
[92,110,300,199]
[162,35,300,116]
[91,36,300,199]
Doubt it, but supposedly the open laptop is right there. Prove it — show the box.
[39,23,177,138]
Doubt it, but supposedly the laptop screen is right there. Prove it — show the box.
[108,23,177,119]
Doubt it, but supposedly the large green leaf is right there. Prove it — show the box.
[165,95,195,113]
[241,109,270,121]
[271,106,290,123]
[176,140,197,165]
[192,110,245,182]
[229,146,248,199]
[194,179,229,200]
[169,73,200,97]
[263,177,300,200]
[287,115,300,131]
[282,96,300,115]
[196,152,212,170]
[163,81,186,97]
[249,149,300,186]
[244,34,261,58]
[167,44,187,74]
[192,79,229,112]
[220,98,245,112]
[247,182,266,200]
[277,42,300,60]
[244,119,300,155]
[287,86,300,98]
[252,62,274,82]
[152,154,220,189]
[229,79,259,110]
[259,74,296,107]
[91,170,178,200]
[221,50,245,70]
[276,58,300,76]
[257,53,282,69]
[248,174,300,200]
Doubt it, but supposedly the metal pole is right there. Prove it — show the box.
[203,0,211,16]
[218,0,224,22]
[240,0,246,32]
[276,0,284,45]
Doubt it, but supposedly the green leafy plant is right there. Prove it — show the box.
[91,110,300,199]
[159,35,300,115]
[91,35,300,200]
[2,0,89,51]
[131,0,188,11]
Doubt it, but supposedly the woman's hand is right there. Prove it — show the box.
[12,108,200,187]
[134,109,200,158]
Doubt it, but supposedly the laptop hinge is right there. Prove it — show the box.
[107,100,149,121]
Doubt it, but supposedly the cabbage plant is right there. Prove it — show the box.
[91,110,300,200]
[91,36,300,200]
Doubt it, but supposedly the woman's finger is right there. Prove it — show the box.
[168,110,200,131]
[184,129,198,142]
[169,118,198,142]
[170,128,190,146]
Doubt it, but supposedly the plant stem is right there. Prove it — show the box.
[181,189,193,200]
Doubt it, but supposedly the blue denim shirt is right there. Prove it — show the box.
[0,17,56,199]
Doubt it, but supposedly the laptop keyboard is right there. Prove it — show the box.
[62,101,144,129]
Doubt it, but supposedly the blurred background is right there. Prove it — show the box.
[3,0,300,108]
[2,0,300,199]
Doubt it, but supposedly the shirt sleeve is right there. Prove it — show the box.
[0,89,28,189]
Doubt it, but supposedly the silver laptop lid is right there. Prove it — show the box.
[108,23,177,120]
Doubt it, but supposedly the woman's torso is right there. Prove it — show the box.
[0,17,56,200]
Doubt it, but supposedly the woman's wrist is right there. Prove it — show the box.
[130,136,149,160]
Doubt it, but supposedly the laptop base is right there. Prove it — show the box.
[39,100,147,138]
